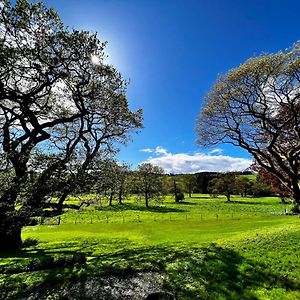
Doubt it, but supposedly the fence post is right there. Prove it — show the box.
[75,217,77,225]
[58,216,60,225]
[106,216,109,223]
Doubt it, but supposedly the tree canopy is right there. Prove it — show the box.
[0,0,142,249]
[134,163,165,207]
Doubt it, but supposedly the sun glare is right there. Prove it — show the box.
[91,54,100,65]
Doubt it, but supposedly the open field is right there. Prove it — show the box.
[0,195,299,299]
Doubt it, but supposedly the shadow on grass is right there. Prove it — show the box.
[96,243,300,300]
[188,196,212,199]
[175,201,197,205]
[98,203,186,213]
[229,200,278,205]
[1,241,300,299]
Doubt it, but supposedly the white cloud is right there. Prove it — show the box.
[154,146,169,156]
[140,148,154,153]
[140,146,252,174]
[140,146,170,156]
[210,148,223,155]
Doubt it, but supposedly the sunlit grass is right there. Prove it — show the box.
[0,194,299,299]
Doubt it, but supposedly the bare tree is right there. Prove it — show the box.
[0,0,142,249]
[197,43,300,210]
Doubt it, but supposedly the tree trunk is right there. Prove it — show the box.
[174,180,179,203]
[188,185,192,198]
[292,192,300,213]
[226,193,231,202]
[57,191,69,213]
[292,178,300,212]
[145,191,149,208]
[0,223,22,251]
[118,185,123,205]
[109,192,114,206]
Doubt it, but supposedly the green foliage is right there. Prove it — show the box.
[252,173,273,197]
[133,163,165,207]
[235,176,253,196]
[209,173,237,201]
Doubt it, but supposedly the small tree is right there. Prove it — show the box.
[252,163,290,202]
[235,176,253,197]
[182,174,197,198]
[173,178,185,203]
[209,173,237,202]
[134,163,165,207]
[163,175,185,203]
[251,173,272,197]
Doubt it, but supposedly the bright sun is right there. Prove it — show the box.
[91,54,100,65]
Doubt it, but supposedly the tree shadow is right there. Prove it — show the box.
[229,200,277,205]
[97,203,185,213]
[175,201,197,205]
[96,243,300,300]
[186,196,212,199]
[1,242,300,299]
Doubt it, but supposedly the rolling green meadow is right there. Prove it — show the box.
[0,194,299,299]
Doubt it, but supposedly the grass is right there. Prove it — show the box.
[0,194,299,299]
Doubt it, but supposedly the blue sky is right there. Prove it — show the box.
[43,0,300,173]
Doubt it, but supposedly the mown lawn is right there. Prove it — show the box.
[0,195,299,299]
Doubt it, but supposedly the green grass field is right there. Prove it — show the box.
[0,195,299,299]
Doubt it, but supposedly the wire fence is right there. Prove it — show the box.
[39,210,287,226]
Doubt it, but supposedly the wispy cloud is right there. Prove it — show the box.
[139,146,169,156]
[154,146,169,156]
[210,148,223,155]
[140,146,252,174]
[140,148,154,153]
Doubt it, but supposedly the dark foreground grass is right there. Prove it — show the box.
[0,195,299,299]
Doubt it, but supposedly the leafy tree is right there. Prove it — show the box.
[197,43,300,210]
[0,0,142,249]
[90,158,130,206]
[134,163,165,207]
[209,173,237,202]
[163,175,185,202]
[251,173,272,197]
[235,176,253,197]
[182,174,197,197]
[252,163,291,202]
[172,177,185,203]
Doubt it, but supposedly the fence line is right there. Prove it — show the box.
[39,211,287,226]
